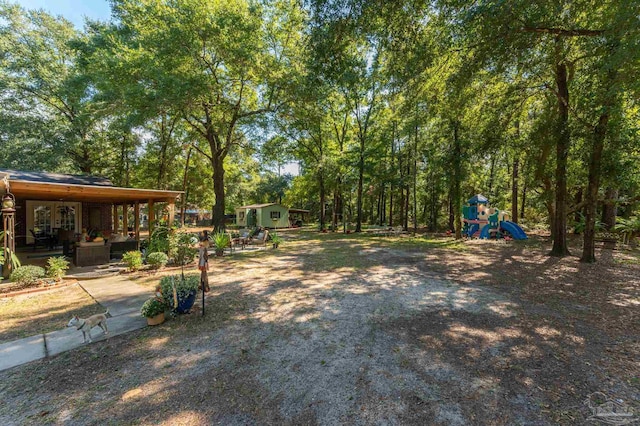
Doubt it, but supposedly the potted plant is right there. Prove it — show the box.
[212,232,229,256]
[270,233,282,249]
[159,274,199,314]
[141,297,167,325]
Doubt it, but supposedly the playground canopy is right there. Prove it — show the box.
[467,194,489,205]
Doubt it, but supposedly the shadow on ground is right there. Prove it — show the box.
[0,232,638,425]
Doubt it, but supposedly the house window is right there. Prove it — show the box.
[239,211,245,220]
[26,201,82,244]
[270,211,281,219]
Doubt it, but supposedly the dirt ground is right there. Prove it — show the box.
[0,284,103,343]
[0,230,638,425]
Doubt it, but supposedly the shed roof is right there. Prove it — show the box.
[237,203,279,209]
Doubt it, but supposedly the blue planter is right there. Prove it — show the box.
[176,291,197,314]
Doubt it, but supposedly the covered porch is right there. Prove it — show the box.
[1,170,181,274]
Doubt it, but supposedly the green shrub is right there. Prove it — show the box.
[212,232,230,250]
[159,274,199,307]
[45,256,70,281]
[146,252,169,269]
[0,231,21,270]
[270,233,282,246]
[140,297,166,318]
[10,265,45,285]
[170,232,198,266]
[122,251,143,271]
[147,225,171,254]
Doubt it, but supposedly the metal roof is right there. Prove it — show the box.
[0,169,182,203]
[0,169,113,186]
[237,203,279,209]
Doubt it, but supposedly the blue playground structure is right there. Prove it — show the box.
[462,194,527,240]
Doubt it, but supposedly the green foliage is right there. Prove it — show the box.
[270,233,282,246]
[615,216,640,235]
[0,232,21,270]
[615,217,640,244]
[212,232,230,250]
[574,213,605,234]
[2,0,639,264]
[159,274,199,307]
[122,251,143,271]
[10,265,45,286]
[45,257,70,281]
[146,252,169,269]
[170,232,198,266]
[140,297,166,318]
[147,226,171,255]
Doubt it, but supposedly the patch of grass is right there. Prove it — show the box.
[614,255,640,266]
[0,284,103,343]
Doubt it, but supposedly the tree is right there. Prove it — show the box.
[0,2,105,173]
[92,0,303,229]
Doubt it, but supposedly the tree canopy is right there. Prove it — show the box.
[1,0,639,261]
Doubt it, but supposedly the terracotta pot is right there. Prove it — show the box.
[215,249,224,257]
[146,312,165,326]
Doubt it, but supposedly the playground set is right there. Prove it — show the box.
[462,194,528,240]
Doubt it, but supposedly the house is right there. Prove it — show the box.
[0,169,182,271]
[176,208,212,226]
[235,203,290,228]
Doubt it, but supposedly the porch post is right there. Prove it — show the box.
[113,204,119,235]
[122,204,128,237]
[134,201,140,248]
[148,199,155,236]
[167,200,175,228]
[2,193,16,279]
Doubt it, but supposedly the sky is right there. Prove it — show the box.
[11,0,112,28]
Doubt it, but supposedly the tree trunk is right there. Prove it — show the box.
[376,187,382,225]
[581,113,609,262]
[404,153,410,231]
[520,177,527,220]
[448,195,455,232]
[332,187,339,231]
[431,170,439,231]
[157,119,168,189]
[512,155,519,223]
[580,52,618,262]
[380,187,385,225]
[180,147,192,227]
[319,169,326,231]
[488,155,495,197]
[413,120,418,234]
[211,153,226,231]
[550,52,570,256]
[452,121,462,239]
[355,141,364,232]
[389,121,395,227]
[421,195,428,224]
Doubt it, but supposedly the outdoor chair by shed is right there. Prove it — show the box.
[249,229,269,247]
